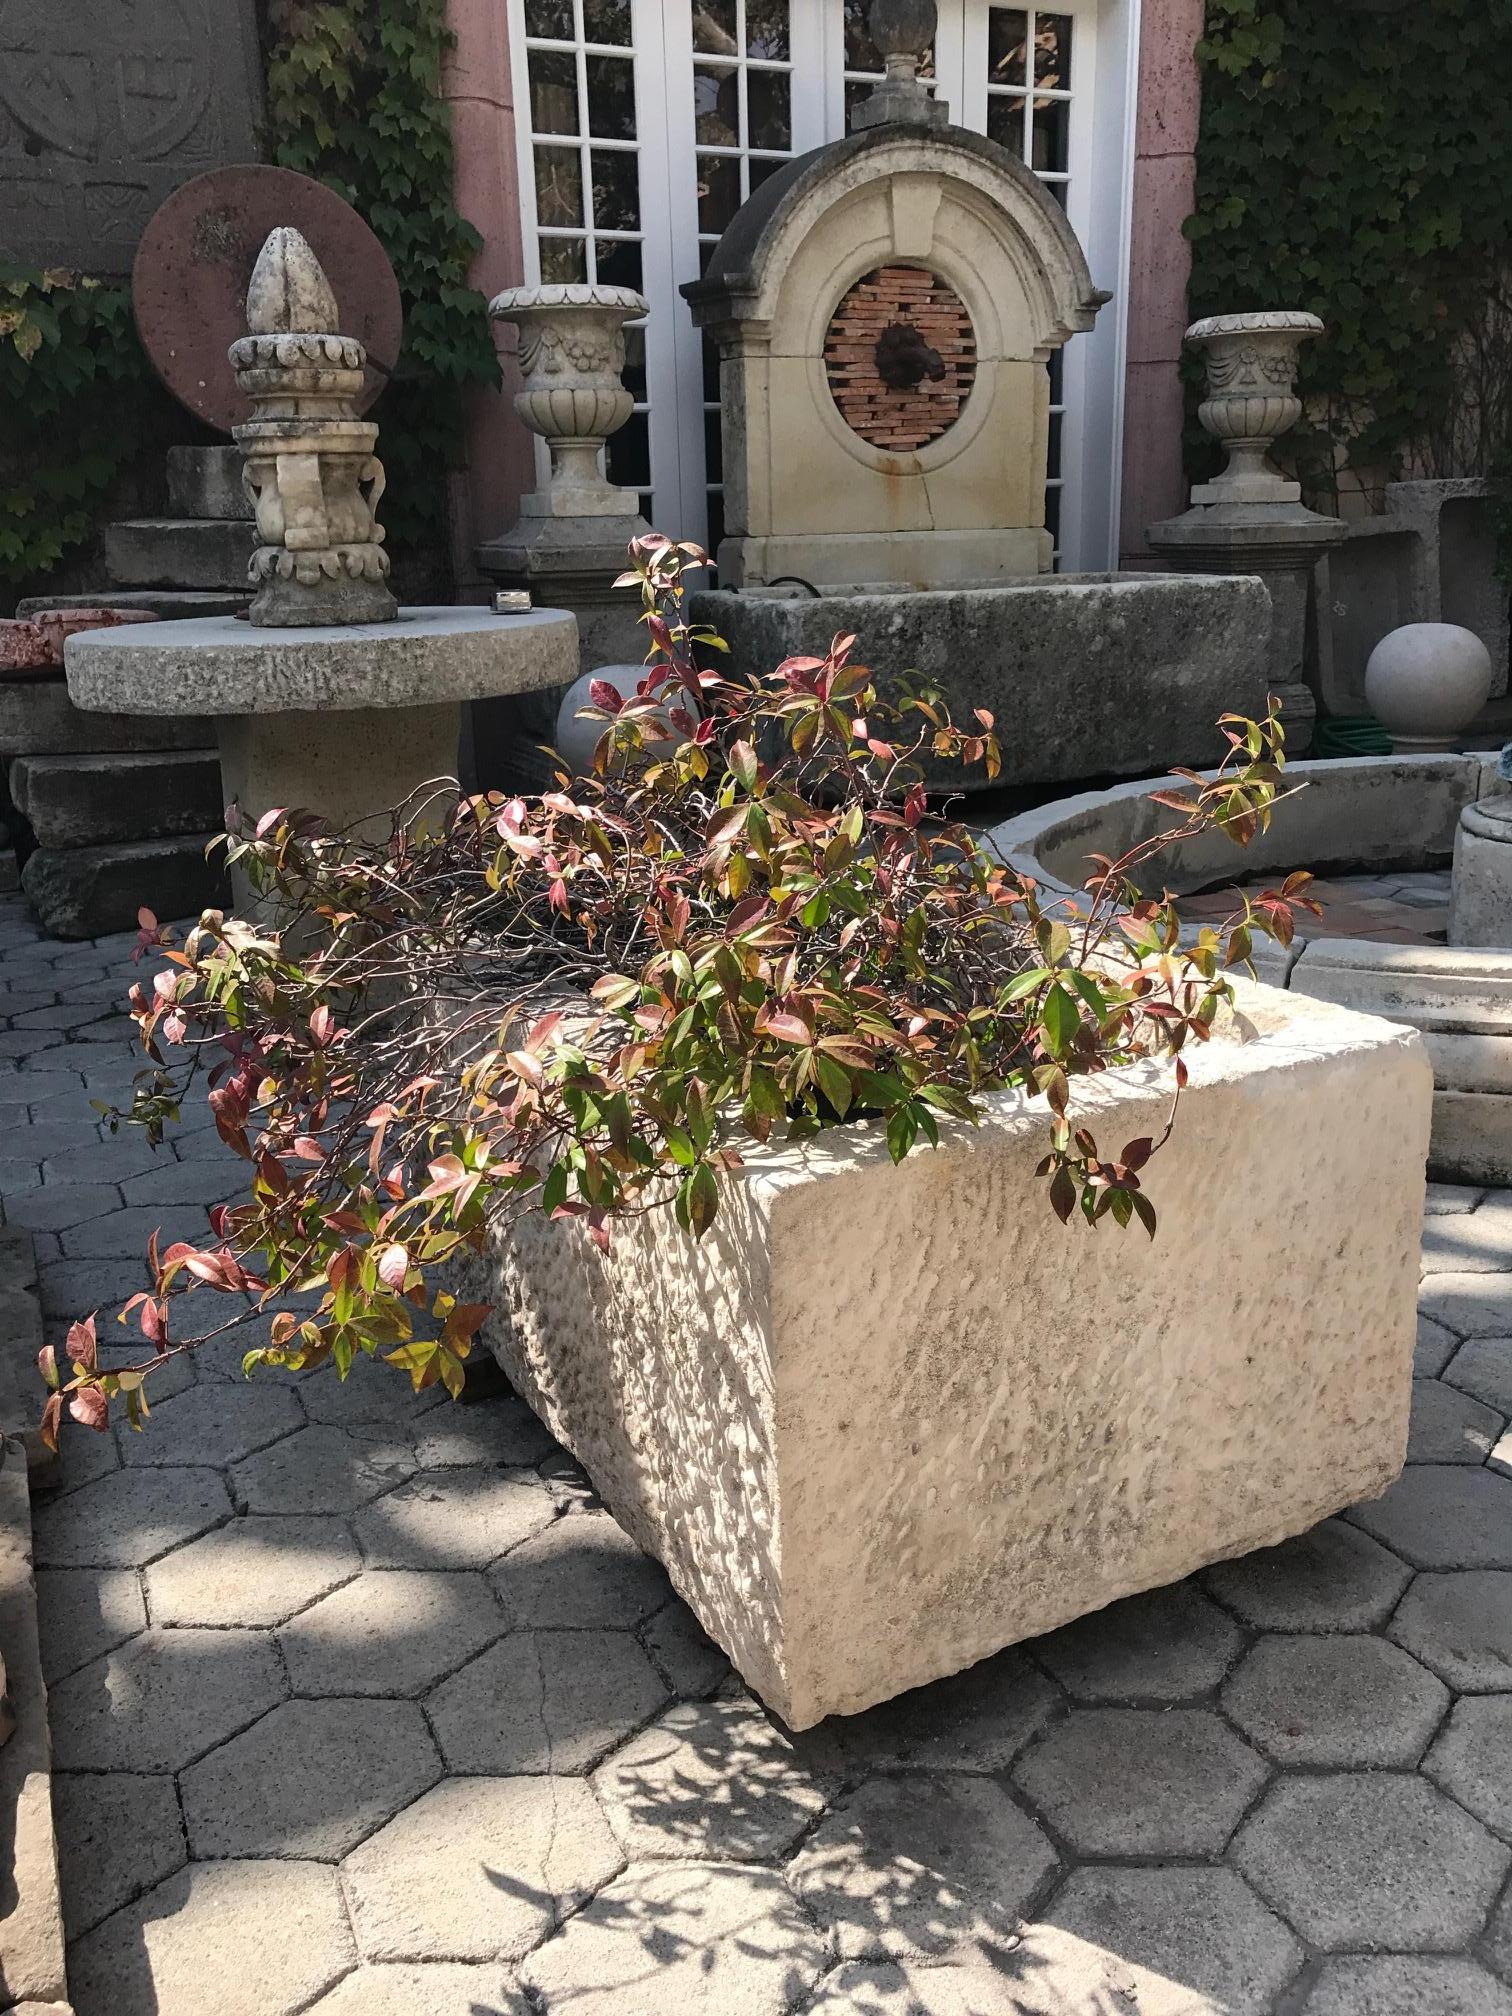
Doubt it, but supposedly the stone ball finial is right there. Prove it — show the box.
[245,227,342,337]
[869,0,937,72]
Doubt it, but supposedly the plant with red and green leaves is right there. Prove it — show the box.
[39,536,1315,1448]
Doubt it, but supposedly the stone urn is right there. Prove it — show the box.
[489,284,648,516]
[1186,311,1325,505]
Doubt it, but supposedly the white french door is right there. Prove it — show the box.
[506,0,1137,569]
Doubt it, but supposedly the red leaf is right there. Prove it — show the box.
[69,1385,110,1433]
[903,783,927,829]
[588,678,624,714]
[377,1244,409,1291]
[39,1392,63,1455]
[65,1315,97,1370]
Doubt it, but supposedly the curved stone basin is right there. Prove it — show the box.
[986,752,1512,1184]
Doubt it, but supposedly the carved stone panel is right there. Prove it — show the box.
[0,0,262,274]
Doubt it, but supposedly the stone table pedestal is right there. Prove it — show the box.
[63,607,579,899]
[1451,798,1512,949]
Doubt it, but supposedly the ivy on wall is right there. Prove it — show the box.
[262,0,500,564]
[1185,0,1512,507]
[0,0,498,598]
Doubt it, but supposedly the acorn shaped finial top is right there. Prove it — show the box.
[245,228,341,337]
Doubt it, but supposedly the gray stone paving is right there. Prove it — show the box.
[8,895,1512,2012]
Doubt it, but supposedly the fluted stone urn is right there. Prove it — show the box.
[231,228,396,627]
[1186,311,1324,506]
[489,284,649,517]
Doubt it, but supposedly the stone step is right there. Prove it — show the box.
[9,750,223,849]
[0,675,214,757]
[103,518,256,591]
[167,445,253,522]
[22,835,228,939]
[16,589,250,622]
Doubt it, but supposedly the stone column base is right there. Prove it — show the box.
[1450,798,1512,948]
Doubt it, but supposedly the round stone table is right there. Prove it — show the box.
[64,607,579,848]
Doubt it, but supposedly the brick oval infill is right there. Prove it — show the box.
[824,263,976,452]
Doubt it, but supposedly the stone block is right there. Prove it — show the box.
[102,518,258,592]
[693,574,1271,793]
[0,1,263,273]
[166,447,253,523]
[10,751,222,849]
[21,836,227,940]
[16,590,251,624]
[463,981,1430,1727]
[0,675,214,759]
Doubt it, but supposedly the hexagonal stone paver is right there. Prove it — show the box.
[789,1773,1056,1959]
[31,1464,231,1568]
[1220,1633,1449,1766]
[429,1629,668,1775]
[1390,1571,1512,1690]
[300,1356,445,1428]
[1420,1273,1512,1339]
[1347,1466,1512,1568]
[182,1697,440,1860]
[1426,1695,1512,1837]
[1024,1866,1303,2016]
[1408,1378,1504,1463]
[306,1965,530,2016]
[280,1569,503,1697]
[1417,1312,1460,1377]
[1304,1957,1512,2015]
[835,1646,1058,1773]
[1446,1334,1512,1414]
[343,1776,622,1962]
[231,1424,414,1516]
[1233,1774,1510,1950]
[592,1697,836,1861]
[48,1626,285,1771]
[522,1863,827,2016]
[1202,1518,1411,1632]
[117,1380,304,1468]
[34,1567,145,1684]
[487,1509,670,1627]
[1012,1708,1266,1857]
[50,1416,124,1491]
[411,1394,554,1469]
[51,1770,185,1940]
[806,1956,1069,2015]
[67,1858,355,2016]
[145,1515,360,1627]
[641,1599,731,1699]
[1421,1200,1512,1274]
[1032,1581,1240,1701]
[353,1467,557,1568]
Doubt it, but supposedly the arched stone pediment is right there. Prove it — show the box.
[683,123,1108,591]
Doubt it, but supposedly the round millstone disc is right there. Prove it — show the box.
[132,165,405,433]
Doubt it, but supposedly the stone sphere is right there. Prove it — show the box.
[555,664,700,775]
[869,0,938,59]
[1364,622,1493,753]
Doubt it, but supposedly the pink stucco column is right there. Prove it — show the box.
[1117,0,1203,567]
[444,0,535,593]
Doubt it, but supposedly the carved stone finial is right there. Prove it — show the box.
[245,227,341,337]
[853,0,948,128]
[229,228,396,626]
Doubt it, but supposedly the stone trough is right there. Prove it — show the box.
[988,751,1512,1184]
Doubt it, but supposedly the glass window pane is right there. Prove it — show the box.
[747,67,790,149]
[844,0,880,70]
[692,0,738,56]
[539,237,587,283]
[702,332,721,402]
[591,148,639,232]
[1036,14,1073,89]
[698,153,742,235]
[703,406,722,477]
[1031,99,1070,174]
[535,146,583,228]
[744,1,790,63]
[621,321,648,400]
[1041,175,1068,210]
[706,489,726,558]
[607,408,651,489]
[586,54,635,139]
[698,236,719,277]
[525,0,573,37]
[582,0,632,46]
[1044,483,1061,543]
[844,78,871,129]
[1048,349,1064,403]
[988,9,1030,88]
[987,94,1025,159]
[1047,410,1062,473]
[694,64,740,148]
[596,238,644,293]
[748,154,784,196]
[528,49,579,136]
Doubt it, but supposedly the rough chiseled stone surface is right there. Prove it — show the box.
[9,900,1512,2015]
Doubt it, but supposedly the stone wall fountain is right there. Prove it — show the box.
[685,0,1274,795]
[63,230,578,888]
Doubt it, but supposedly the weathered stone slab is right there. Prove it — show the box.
[10,751,222,848]
[464,982,1430,1727]
[166,446,253,523]
[0,676,213,760]
[693,575,1271,793]
[0,2,264,274]
[21,836,226,940]
[102,517,258,592]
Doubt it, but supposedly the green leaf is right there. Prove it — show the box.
[1041,982,1078,1056]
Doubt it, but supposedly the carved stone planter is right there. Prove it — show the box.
[1186,310,1324,506]
[489,284,649,517]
